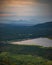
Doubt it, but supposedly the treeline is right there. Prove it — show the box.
[0,22,52,41]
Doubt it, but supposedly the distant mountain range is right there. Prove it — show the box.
[0,21,52,41]
[0,19,49,26]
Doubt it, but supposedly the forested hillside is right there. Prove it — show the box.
[0,22,52,41]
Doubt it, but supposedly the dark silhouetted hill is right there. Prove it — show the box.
[0,21,52,41]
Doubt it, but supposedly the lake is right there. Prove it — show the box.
[11,38,52,47]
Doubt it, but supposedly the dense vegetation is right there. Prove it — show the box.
[0,22,52,41]
[0,21,52,65]
[0,52,52,65]
[0,42,52,65]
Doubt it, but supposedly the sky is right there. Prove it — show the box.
[0,0,52,24]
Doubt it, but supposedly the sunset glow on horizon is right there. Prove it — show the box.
[0,0,52,23]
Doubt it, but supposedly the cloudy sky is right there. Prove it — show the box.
[0,0,52,24]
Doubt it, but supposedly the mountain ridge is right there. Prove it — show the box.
[0,21,52,41]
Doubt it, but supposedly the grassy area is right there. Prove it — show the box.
[0,43,52,65]
[0,52,52,65]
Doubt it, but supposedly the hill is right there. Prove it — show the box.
[0,22,52,41]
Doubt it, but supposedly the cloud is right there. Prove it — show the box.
[0,0,52,8]
[0,0,51,22]
[0,13,15,17]
[0,0,52,4]
[35,0,52,4]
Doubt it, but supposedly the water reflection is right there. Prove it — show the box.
[11,38,52,47]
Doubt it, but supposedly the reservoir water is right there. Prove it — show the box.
[11,38,52,47]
